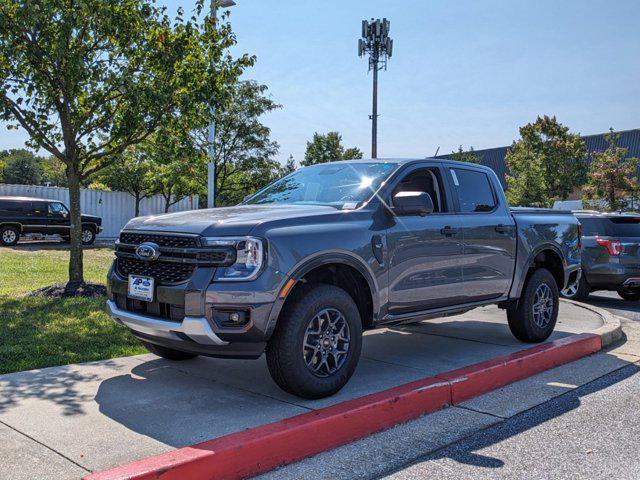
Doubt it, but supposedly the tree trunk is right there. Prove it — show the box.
[67,161,84,284]
[134,193,141,218]
[164,194,171,213]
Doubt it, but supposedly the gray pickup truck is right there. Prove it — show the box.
[106,159,581,398]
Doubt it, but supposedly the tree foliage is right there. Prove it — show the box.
[583,131,639,211]
[302,132,363,166]
[450,145,481,164]
[505,115,587,207]
[98,147,155,216]
[1,149,43,184]
[0,0,253,283]
[194,80,282,207]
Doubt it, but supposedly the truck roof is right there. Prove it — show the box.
[0,196,54,202]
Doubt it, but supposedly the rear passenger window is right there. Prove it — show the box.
[450,168,496,213]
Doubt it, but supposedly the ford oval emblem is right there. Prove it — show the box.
[135,242,160,262]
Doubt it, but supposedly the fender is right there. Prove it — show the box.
[510,241,566,300]
[264,250,380,338]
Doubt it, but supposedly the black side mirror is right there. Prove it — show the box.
[393,191,434,216]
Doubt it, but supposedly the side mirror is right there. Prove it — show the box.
[393,191,434,216]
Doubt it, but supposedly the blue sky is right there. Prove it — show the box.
[2,0,639,164]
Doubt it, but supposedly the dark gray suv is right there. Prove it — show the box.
[562,211,640,301]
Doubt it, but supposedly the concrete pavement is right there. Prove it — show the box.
[0,301,604,480]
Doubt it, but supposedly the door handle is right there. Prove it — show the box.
[495,224,513,234]
[440,226,458,236]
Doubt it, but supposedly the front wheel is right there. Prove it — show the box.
[507,268,559,343]
[617,288,640,301]
[266,284,363,399]
[81,227,96,245]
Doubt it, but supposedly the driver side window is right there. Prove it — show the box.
[48,202,67,215]
[392,168,446,213]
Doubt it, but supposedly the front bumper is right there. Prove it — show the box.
[107,300,227,346]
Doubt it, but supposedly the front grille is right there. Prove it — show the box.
[116,257,195,284]
[120,232,199,248]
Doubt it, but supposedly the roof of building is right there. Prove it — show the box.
[437,128,640,187]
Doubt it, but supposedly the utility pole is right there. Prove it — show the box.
[359,19,393,159]
[207,0,236,209]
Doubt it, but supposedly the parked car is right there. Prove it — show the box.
[106,159,581,398]
[0,196,102,246]
[562,210,640,301]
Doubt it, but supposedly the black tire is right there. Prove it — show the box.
[560,272,590,301]
[81,227,96,245]
[266,284,363,399]
[139,340,198,361]
[507,268,559,343]
[617,288,640,301]
[0,226,20,246]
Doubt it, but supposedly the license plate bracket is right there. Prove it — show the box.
[128,275,155,302]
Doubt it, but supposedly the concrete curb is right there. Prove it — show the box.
[85,333,603,480]
[561,298,624,347]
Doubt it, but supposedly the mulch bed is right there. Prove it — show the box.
[27,282,107,298]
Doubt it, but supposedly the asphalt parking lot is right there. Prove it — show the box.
[259,293,640,480]
[0,301,608,480]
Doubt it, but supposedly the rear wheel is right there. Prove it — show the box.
[617,288,640,301]
[0,226,20,246]
[139,340,198,361]
[266,284,363,399]
[507,268,559,343]
[561,272,590,301]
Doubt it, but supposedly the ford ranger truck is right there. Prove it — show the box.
[106,159,581,399]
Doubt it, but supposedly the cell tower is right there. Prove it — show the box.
[359,18,393,159]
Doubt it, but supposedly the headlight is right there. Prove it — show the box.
[203,236,266,281]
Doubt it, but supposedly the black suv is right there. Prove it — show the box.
[0,196,102,246]
[562,211,640,301]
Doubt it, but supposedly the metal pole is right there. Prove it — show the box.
[207,1,218,209]
[372,64,378,159]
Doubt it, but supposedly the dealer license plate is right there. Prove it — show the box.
[128,275,155,302]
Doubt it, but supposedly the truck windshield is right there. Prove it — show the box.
[245,162,399,208]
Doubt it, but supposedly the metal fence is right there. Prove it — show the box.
[0,183,199,238]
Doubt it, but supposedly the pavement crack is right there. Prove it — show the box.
[0,419,92,473]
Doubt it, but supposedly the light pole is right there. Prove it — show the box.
[359,19,393,159]
[208,0,236,209]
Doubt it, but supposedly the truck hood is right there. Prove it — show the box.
[81,214,101,225]
[124,204,338,237]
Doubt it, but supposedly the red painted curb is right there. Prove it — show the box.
[85,332,601,480]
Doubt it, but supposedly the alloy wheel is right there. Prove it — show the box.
[302,308,351,377]
[532,283,554,328]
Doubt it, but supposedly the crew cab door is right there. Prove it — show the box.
[47,202,71,234]
[445,166,517,302]
[386,164,465,313]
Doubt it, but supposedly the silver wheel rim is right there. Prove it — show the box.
[533,283,554,328]
[2,230,16,244]
[561,278,578,298]
[82,230,93,243]
[303,308,350,378]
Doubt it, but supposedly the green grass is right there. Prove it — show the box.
[0,247,145,374]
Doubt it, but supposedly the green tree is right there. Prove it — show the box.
[505,116,587,207]
[302,132,362,166]
[0,0,252,284]
[98,147,155,217]
[450,145,481,164]
[281,155,297,175]
[1,149,43,184]
[583,131,640,211]
[40,156,69,187]
[194,81,282,206]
